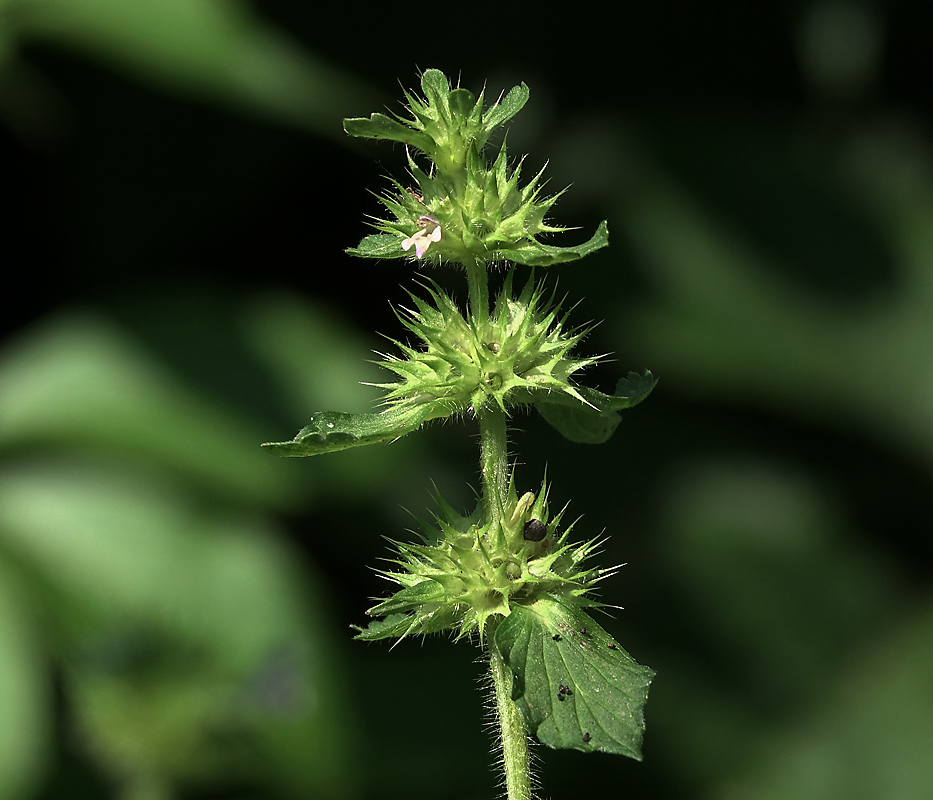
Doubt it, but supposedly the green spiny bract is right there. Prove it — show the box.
[343,70,609,266]
[373,273,601,416]
[354,478,611,644]
[396,69,525,178]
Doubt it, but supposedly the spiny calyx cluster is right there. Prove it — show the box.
[355,478,611,643]
[344,69,609,266]
[375,273,600,416]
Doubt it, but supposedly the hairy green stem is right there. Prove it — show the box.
[487,618,533,800]
[469,257,530,798]
[478,403,509,531]
[465,257,489,326]
[469,256,507,526]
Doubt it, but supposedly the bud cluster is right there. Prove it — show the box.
[344,70,608,266]
[374,273,600,416]
[356,478,611,643]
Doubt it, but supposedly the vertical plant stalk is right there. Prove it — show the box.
[267,70,658,799]
[488,618,533,800]
[470,257,531,798]
[478,403,509,530]
[470,256,508,529]
[465,257,490,326]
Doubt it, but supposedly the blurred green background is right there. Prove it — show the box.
[2,1,933,799]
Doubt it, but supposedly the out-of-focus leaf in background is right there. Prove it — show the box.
[613,126,933,463]
[0,561,49,799]
[724,603,933,800]
[650,460,898,787]
[0,311,366,799]
[0,314,299,507]
[0,458,355,797]
[2,0,377,134]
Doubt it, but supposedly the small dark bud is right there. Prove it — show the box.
[523,519,547,541]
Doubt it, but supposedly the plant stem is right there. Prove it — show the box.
[463,249,531,794]
[487,618,533,800]
[468,258,529,798]
[467,255,507,526]
[465,257,489,326]
[478,403,509,530]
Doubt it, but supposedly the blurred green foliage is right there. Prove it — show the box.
[2,1,933,799]
[0,0,377,136]
[0,309,364,799]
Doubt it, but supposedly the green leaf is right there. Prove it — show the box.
[353,613,415,641]
[345,233,406,259]
[262,402,452,457]
[480,83,530,143]
[495,220,610,267]
[353,559,472,641]
[419,69,451,111]
[367,581,449,617]
[536,403,621,444]
[494,595,653,759]
[534,371,657,444]
[342,113,435,154]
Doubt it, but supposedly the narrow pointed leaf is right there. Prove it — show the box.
[354,604,459,641]
[262,403,445,457]
[494,595,653,759]
[346,233,406,259]
[534,371,657,444]
[352,613,413,641]
[368,580,448,616]
[343,113,435,154]
[481,83,530,140]
[495,220,610,267]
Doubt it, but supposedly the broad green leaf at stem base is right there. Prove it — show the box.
[494,594,653,759]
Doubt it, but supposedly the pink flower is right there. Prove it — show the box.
[402,216,442,258]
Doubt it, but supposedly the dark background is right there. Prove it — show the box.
[2,2,933,799]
